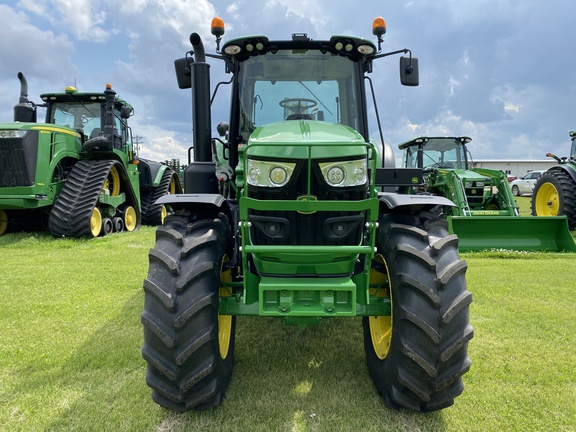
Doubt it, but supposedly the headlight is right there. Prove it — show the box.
[0,130,27,139]
[319,159,367,187]
[465,181,484,188]
[246,159,296,187]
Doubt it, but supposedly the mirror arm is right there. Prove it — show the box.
[373,48,410,60]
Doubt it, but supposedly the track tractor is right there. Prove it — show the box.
[0,73,182,238]
[399,136,576,252]
[531,131,576,230]
[142,17,474,412]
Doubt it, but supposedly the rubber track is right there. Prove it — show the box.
[48,160,116,238]
[141,169,177,226]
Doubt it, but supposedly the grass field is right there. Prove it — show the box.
[1,198,575,431]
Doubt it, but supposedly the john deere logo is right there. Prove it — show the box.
[411,177,419,184]
[297,195,317,214]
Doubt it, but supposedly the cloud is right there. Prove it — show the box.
[1,0,576,164]
[0,4,77,120]
[18,0,109,42]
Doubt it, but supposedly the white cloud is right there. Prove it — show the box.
[18,0,109,42]
[2,0,576,163]
[0,5,76,81]
[134,125,188,162]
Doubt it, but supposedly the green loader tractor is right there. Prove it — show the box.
[531,130,576,229]
[0,73,182,238]
[141,17,473,412]
[398,136,576,252]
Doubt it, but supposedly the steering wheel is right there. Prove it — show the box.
[279,98,317,114]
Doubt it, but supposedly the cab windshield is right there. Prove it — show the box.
[405,139,467,170]
[51,102,102,139]
[237,49,360,142]
[50,101,126,141]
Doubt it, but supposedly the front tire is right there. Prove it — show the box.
[363,213,473,412]
[141,212,235,411]
[531,170,576,229]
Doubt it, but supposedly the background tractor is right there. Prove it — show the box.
[531,131,576,229]
[141,17,473,412]
[0,73,182,238]
[399,136,576,252]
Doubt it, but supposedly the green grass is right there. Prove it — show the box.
[515,195,532,215]
[1,226,576,431]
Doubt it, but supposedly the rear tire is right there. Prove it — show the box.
[511,185,520,196]
[531,170,576,229]
[141,212,235,411]
[363,213,473,412]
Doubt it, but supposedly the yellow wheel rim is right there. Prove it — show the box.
[369,254,392,360]
[219,254,233,360]
[103,165,121,196]
[169,175,178,194]
[0,210,8,236]
[534,182,559,216]
[90,207,102,237]
[124,206,137,231]
[160,205,167,224]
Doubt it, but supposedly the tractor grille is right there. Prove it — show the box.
[0,131,39,188]
[464,179,489,209]
[248,161,368,246]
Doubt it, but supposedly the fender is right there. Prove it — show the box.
[155,193,235,223]
[156,193,226,208]
[138,158,166,187]
[549,164,576,183]
[378,192,456,211]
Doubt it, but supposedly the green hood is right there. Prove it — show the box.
[247,120,368,159]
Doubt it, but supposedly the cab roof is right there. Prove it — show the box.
[221,33,378,62]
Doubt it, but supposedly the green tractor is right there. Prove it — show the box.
[531,131,576,229]
[398,136,576,252]
[141,17,473,412]
[0,73,182,238]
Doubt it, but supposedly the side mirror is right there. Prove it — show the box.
[174,57,194,89]
[400,56,419,87]
[120,106,132,119]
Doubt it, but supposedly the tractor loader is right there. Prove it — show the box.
[398,136,576,252]
[142,17,473,412]
[0,73,182,237]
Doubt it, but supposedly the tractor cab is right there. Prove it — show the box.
[399,136,506,213]
[223,34,372,143]
[40,86,133,146]
[399,136,470,171]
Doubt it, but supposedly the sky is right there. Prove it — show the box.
[1,0,575,164]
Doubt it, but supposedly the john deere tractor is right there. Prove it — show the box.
[141,17,473,412]
[531,130,576,229]
[0,73,182,238]
[398,136,576,252]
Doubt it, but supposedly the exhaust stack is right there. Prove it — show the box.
[14,72,36,122]
[189,32,212,163]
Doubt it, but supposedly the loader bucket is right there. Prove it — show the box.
[448,216,576,252]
